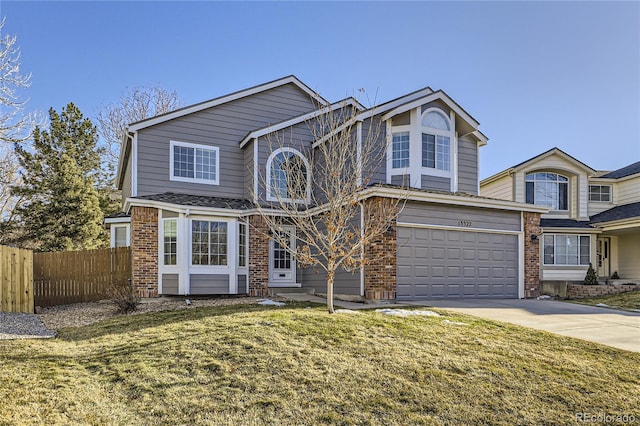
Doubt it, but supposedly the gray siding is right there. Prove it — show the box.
[399,201,521,232]
[136,84,316,198]
[421,175,450,191]
[243,139,254,200]
[391,175,410,187]
[190,274,229,295]
[366,117,387,185]
[301,267,361,296]
[162,274,179,295]
[238,275,248,294]
[458,136,478,194]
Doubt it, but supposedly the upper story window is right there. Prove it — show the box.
[392,132,410,168]
[170,140,219,185]
[421,110,450,171]
[525,172,568,210]
[267,148,310,202]
[589,185,611,202]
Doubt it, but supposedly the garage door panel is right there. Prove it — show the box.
[397,227,518,299]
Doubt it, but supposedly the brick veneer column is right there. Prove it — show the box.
[523,211,541,298]
[131,206,159,298]
[248,214,269,297]
[364,197,397,301]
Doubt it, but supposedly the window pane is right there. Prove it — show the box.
[195,147,217,181]
[526,182,534,204]
[173,146,194,178]
[238,223,246,267]
[114,226,127,248]
[163,220,177,265]
[580,236,590,265]
[392,132,410,168]
[543,235,554,265]
[558,182,568,210]
[422,111,450,130]
[526,172,569,210]
[436,135,450,171]
[270,151,308,200]
[422,133,435,168]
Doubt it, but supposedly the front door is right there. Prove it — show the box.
[597,237,610,278]
[269,225,296,286]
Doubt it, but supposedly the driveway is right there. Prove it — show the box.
[405,299,640,352]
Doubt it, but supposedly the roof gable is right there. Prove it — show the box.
[511,147,595,173]
[128,75,327,132]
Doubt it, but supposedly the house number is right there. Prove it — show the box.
[458,220,472,227]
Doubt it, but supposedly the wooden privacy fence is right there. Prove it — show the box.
[0,245,34,313]
[33,247,131,307]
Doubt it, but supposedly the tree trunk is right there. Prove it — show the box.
[327,269,335,314]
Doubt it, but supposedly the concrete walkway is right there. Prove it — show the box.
[405,299,640,353]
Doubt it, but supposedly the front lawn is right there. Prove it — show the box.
[1,303,638,425]
[573,290,640,311]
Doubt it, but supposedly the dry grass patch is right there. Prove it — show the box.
[1,303,639,425]
[573,290,640,311]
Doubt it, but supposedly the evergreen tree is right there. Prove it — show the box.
[12,103,104,251]
[584,263,598,285]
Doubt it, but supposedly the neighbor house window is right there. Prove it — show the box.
[192,220,227,266]
[170,141,219,185]
[525,172,568,210]
[267,148,309,202]
[421,110,451,172]
[163,219,177,266]
[543,234,590,265]
[392,132,410,168]
[589,185,611,202]
[238,222,247,268]
[110,225,130,248]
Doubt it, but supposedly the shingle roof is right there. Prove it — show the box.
[599,161,640,179]
[105,211,131,219]
[133,193,253,210]
[589,202,640,224]
[540,219,593,229]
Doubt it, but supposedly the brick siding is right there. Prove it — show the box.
[523,212,541,298]
[363,197,397,301]
[131,206,159,298]
[248,214,269,297]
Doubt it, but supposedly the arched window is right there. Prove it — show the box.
[267,148,310,202]
[421,109,451,171]
[525,172,569,210]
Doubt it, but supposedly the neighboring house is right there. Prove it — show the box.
[108,75,546,300]
[481,148,640,284]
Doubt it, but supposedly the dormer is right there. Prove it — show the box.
[372,90,487,195]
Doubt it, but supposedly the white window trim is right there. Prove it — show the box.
[110,224,130,248]
[237,221,249,272]
[543,234,591,266]
[266,147,311,203]
[169,140,220,186]
[588,184,612,203]
[160,218,178,267]
[525,172,570,211]
[386,107,454,189]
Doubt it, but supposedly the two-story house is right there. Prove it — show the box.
[481,148,640,285]
[108,76,546,301]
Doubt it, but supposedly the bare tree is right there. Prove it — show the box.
[0,18,32,145]
[97,85,181,179]
[254,99,404,313]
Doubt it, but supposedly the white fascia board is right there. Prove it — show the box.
[379,91,479,129]
[473,130,489,146]
[129,76,326,132]
[362,186,549,213]
[591,217,640,232]
[104,217,131,224]
[124,198,245,218]
[239,98,361,149]
[357,88,433,121]
[514,148,596,175]
[480,168,514,187]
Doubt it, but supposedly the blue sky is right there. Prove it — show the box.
[1,1,638,178]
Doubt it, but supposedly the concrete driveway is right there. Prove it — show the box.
[405,299,640,352]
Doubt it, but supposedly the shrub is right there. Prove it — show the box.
[584,263,598,285]
[107,279,138,313]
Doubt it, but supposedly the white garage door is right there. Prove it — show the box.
[397,227,519,299]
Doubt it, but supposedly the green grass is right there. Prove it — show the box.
[1,303,639,425]
[573,290,640,311]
